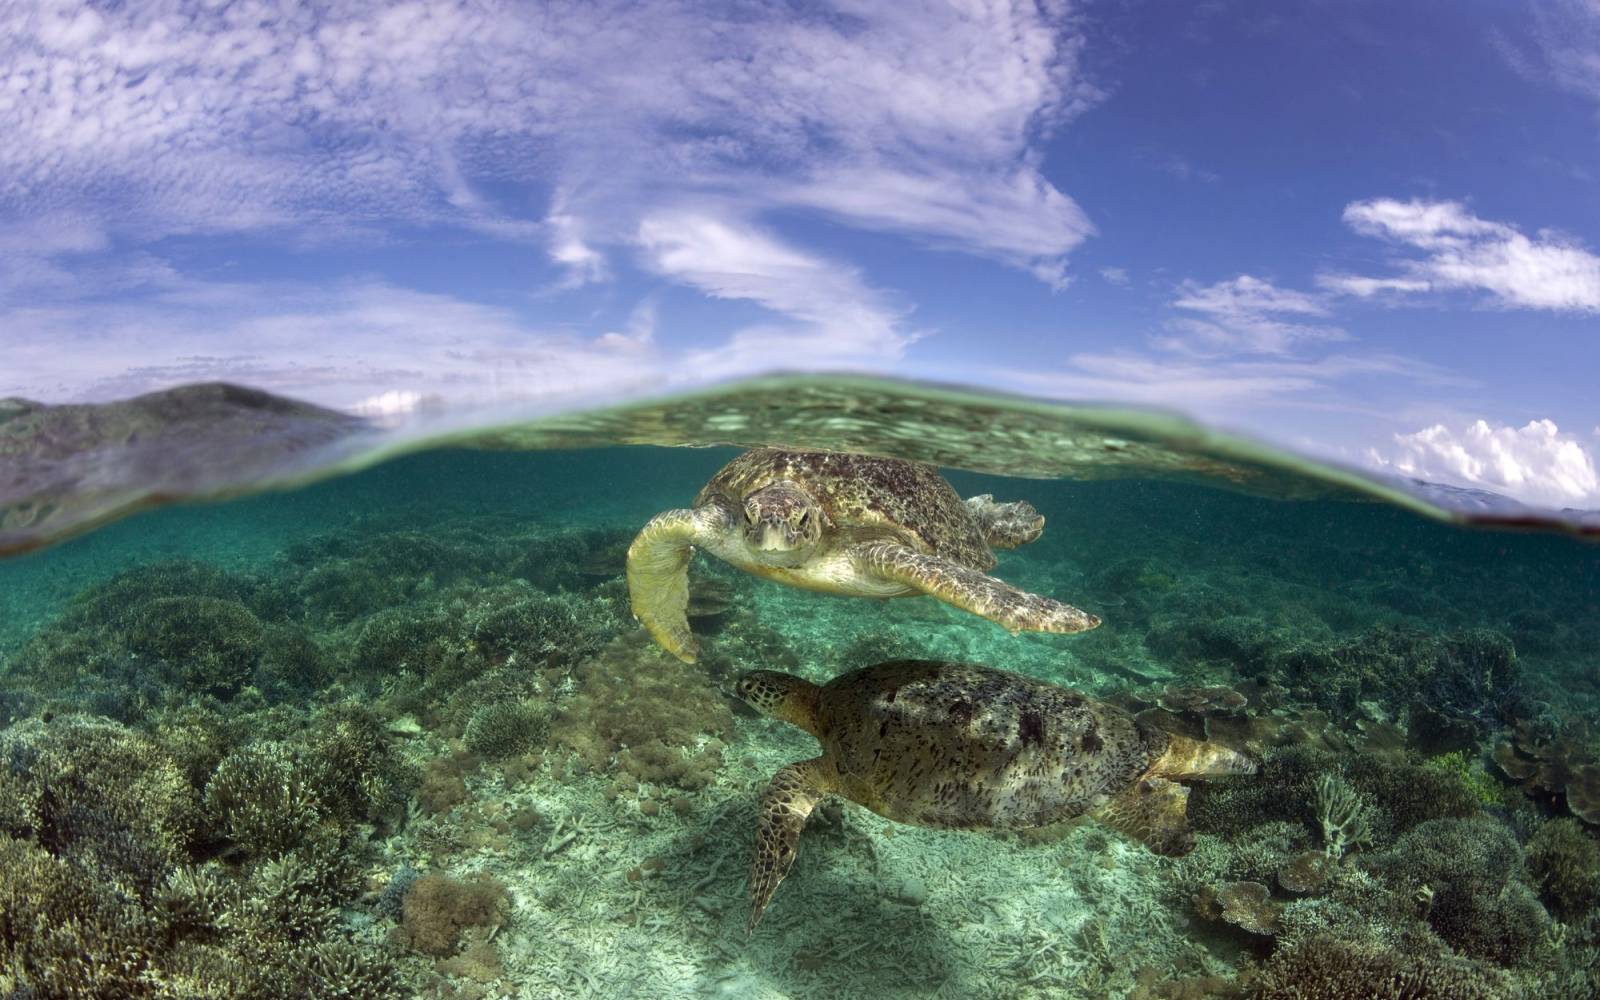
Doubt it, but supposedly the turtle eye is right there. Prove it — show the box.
[744,506,756,523]
[798,511,811,528]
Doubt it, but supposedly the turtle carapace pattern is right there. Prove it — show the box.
[626,448,1100,662]
[734,659,1258,932]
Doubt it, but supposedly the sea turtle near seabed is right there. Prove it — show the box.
[626,448,1101,663]
[733,659,1258,932]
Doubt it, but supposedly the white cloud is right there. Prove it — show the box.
[0,279,670,408]
[1099,266,1130,286]
[0,1,1094,289]
[990,350,1455,411]
[0,1,1097,400]
[1331,198,1600,312]
[1517,1,1600,107]
[635,210,915,375]
[1162,274,1345,355]
[1314,274,1431,298]
[1370,418,1600,507]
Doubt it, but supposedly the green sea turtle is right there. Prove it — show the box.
[627,448,1099,662]
[733,659,1257,931]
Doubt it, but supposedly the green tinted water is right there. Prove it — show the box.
[0,379,1596,998]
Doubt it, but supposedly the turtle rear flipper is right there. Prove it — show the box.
[853,542,1100,635]
[964,494,1045,549]
[750,758,830,934]
[1091,777,1195,856]
[627,506,730,663]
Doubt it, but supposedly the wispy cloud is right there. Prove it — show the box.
[0,1,1094,284]
[1513,0,1600,109]
[994,350,1454,412]
[635,209,916,375]
[0,280,668,407]
[1161,275,1345,355]
[1325,198,1600,311]
[0,1,1097,399]
[1369,418,1600,508]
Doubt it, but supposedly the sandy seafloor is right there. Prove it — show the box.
[1,446,1598,999]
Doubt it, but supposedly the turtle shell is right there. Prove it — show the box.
[813,660,1163,830]
[695,448,993,568]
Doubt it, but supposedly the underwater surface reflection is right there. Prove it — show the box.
[0,379,1597,998]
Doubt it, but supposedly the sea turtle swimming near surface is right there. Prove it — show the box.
[626,448,1100,663]
[733,659,1257,931]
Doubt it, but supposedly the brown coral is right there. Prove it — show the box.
[1196,880,1280,936]
[1493,717,1600,826]
[398,872,510,957]
[1157,684,1247,716]
[1277,850,1335,894]
[551,633,734,777]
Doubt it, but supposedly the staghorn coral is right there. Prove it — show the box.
[204,741,330,859]
[1313,773,1373,859]
[462,699,550,759]
[1190,744,1480,851]
[0,715,200,872]
[0,833,160,999]
[1368,816,1551,967]
[1147,619,1522,725]
[1525,817,1600,922]
[1243,934,1511,999]
[123,596,265,698]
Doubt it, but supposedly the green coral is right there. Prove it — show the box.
[1245,934,1512,999]
[124,595,265,698]
[1526,818,1600,922]
[1422,751,1505,807]
[462,699,550,759]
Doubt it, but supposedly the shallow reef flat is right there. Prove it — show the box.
[0,449,1597,999]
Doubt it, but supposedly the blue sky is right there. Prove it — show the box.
[2,0,1599,505]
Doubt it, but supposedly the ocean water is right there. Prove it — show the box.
[0,378,1597,999]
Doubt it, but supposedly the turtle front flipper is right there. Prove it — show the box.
[749,757,830,934]
[627,505,729,662]
[852,542,1100,635]
[1090,777,1195,856]
[964,494,1045,549]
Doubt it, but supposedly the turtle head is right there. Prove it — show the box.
[733,670,821,735]
[740,480,825,565]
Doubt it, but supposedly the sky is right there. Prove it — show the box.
[1,0,1598,507]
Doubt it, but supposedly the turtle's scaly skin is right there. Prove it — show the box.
[627,448,1097,662]
[696,449,995,569]
[737,660,1256,932]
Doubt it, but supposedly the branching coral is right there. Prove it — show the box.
[1245,934,1511,999]
[1525,818,1600,922]
[1313,773,1373,859]
[462,699,550,759]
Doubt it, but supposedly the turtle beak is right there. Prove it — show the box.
[754,521,796,551]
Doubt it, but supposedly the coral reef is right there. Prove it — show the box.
[551,632,735,787]
[398,871,510,957]
[1312,773,1373,859]
[1494,717,1600,826]
[2,456,1597,999]
[1526,818,1600,922]
[462,699,550,759]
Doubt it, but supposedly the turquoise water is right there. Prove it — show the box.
[1,384,1598,998]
